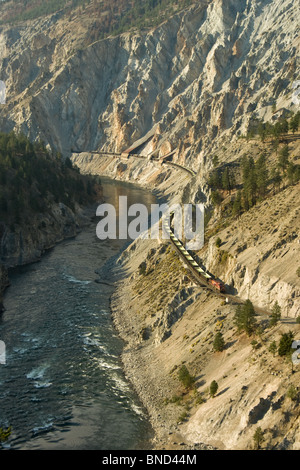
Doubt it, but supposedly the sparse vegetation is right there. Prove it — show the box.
[278,331,294,357]
[0,0,195,41]
[213,331,225,352]
[194,391,205,405]
[177,410,189,423]
[0,426,11,444]
[218,250,231,265]
[253,426,264,450]
[251,339,260,350]
[209,380,218,398]
[286,384,298,401]
[269,301,281,327]
[164,394,183,406]
[178,365,196,390]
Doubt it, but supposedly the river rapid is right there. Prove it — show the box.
[0,177,156,450]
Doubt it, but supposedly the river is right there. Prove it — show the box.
[0,177,156,450]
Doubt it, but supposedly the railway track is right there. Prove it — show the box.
[162,216,223,291]
[162,216,273,318]
[80,148,196,177]
[79,147,272,317]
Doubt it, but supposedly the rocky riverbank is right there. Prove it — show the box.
[109,238,218,451]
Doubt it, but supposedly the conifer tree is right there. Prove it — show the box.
[232,190,242,218]
[269,341,277,356]
[278,331,294,357]
[270,301,281,327]
[234,300,257,336]
[213,331,225,352]
[209,380,218,398]
[278,145,289,172]
[253,427,264,450]
[256,153,269,198]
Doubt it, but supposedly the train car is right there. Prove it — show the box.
[209,278,226,293]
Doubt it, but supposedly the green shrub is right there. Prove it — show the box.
[278,331,294,357]
[268,341,277,356]
[209,380,218,398]
[286,384,298,401]
[138,262,147,276]
[215,237,222,248]
[233,300,257,336]
[253,426,264,450]
[178,365,196,390]
[213,332,225,352]
[0,427,11,443]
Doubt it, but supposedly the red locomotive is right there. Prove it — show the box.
[209,278,226,293]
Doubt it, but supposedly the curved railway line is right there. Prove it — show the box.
[162,216,226,293]
[85,150,196,176]
[80,143,273,318]
[162,216,273,319]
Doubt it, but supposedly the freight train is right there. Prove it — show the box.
[208,278,226,293]
[163,217,227,294]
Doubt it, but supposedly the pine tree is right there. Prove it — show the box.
[290,112,300,134]
[211,190,223,207]
[178,365,195,390]
[270,301,281,327]
[269,341,277,356]
[234,300,257,336]
[213,332,225,352]
[271,168,282,193]
[280,119,289,134]
[242,156,257,208]
[256,154,268,198]
[278,331,294,357]
[222,167,231,191]
[253,427,264,450]
[278,145,289,172]
[258,121,266,142]
[209,380,218,398]
[232,190,242,218]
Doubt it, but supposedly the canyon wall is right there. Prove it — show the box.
[0,0,298,166]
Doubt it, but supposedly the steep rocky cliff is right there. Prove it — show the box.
[0,200,98,311]
[0,0,298,164]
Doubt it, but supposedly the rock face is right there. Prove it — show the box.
[202,182,300,318]
[0,202,93,309]
[0,0,298,164]
[0,202,86,268]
